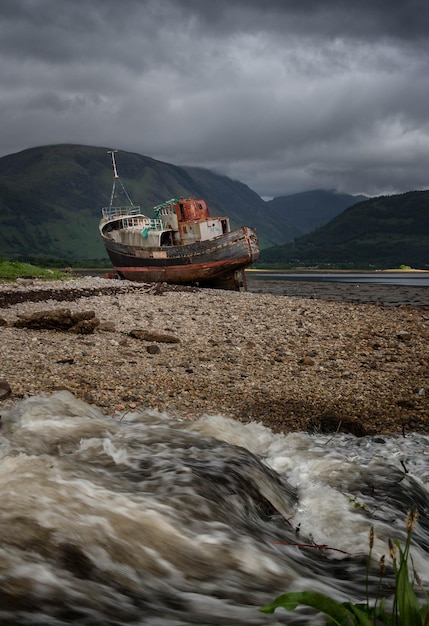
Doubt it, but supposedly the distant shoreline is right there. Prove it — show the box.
[247,268,429,274]
[66,269,429,307]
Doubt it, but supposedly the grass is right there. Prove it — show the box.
[0,259,73,282]
[260,509,429,625]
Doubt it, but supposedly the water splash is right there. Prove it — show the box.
[0,391,428,625]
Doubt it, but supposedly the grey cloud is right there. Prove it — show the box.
[167,0,429,42]
[0,0,429,197]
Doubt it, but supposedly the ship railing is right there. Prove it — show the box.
[102,206,164,230]
[122,217,163,230]
[102,205,143,219]
[148,218,164,230]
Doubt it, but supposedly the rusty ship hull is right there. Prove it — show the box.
[101,225,259,289]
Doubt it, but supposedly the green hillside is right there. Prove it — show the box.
[1,144,428,269]
[265,189,366,236]
[260,190,429,269]
[0,144,295,262]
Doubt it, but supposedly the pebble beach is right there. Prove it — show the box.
[1,276,428,435]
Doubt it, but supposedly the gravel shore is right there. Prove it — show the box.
[1,277,428,436]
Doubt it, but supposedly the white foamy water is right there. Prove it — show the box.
[0,391,428,625]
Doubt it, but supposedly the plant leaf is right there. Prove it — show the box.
[395,544,423,625]
[260,591,373,625]
[420,603,429,625]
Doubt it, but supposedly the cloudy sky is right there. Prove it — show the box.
[1,0,429,198]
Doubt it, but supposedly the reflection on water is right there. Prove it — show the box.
[0,391,428,625]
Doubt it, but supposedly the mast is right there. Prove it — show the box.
[108,149,119,180]
[107,149,134,208]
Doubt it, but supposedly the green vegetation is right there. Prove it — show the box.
[260,191,429,269]
[0,259,71,281]
[14,256,111,269]
[1,144,428,268]
[260,510,429,625]
[264,189,366,238]
[0,143,277,261]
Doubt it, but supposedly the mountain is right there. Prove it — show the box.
[260,191,429,269]
[0,144,300,263]
[265,189,366,237]
[2,144,427,270]
[179,165,298,247]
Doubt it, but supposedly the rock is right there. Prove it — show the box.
[15,277,34,285]
[299,356,315,366]
[0,318,7,326]
[13,309,100,333]
[129,329,180,343]
[147,344,161,354]
[14,308,75,330]
[69,317,101,334]
[97,322,116,332]
[397,330,411,341]
[70,310,97,322]
[0,379,12,400]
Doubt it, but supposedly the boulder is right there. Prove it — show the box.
[13,309,100,333]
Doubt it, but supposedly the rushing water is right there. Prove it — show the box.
[1,391,428,625]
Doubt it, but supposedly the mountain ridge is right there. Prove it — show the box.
[0,143,361,262]
[1,143,424,269]
[265,189,367,237]
[260,190,429,269]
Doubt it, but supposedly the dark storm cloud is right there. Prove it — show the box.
[170,0,429,42]
[1,0,429,196]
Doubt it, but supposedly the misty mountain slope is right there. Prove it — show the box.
[182,165,301,245]
[265,189,366,236]
[260,190,429,269]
